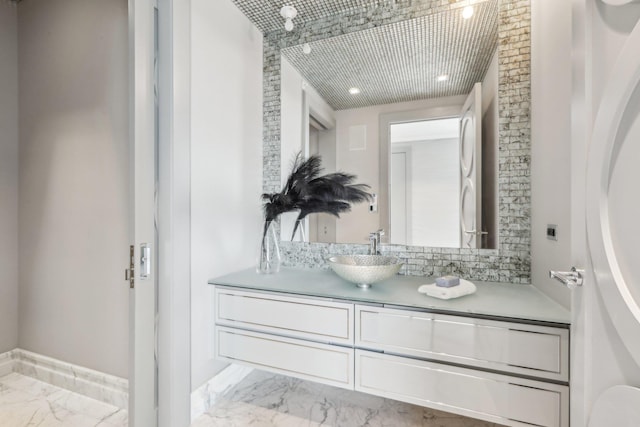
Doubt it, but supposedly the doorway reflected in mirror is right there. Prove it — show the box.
[389,118,460,248]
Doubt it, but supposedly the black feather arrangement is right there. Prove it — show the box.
[261,152,372,241]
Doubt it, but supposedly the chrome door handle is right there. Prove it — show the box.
[549,267,584,290]
[464,230,488,235]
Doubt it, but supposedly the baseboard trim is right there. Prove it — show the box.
[191,364,253,421]
[0,349,16,377]
[0,348,128,409]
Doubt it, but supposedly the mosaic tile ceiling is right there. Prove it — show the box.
[231,0,390,33]
[232,0,499,110]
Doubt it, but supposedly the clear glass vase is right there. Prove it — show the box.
[291,219,307,242]
[257,220,281,274]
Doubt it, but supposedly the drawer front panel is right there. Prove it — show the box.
[356,306,568,381]
[216,326,354,389]
[215,288,353,345]
[356,350,568,427]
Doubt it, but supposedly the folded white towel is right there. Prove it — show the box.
[418,279,477,300]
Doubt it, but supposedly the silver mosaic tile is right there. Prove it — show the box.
[281,1,499,110]
[231,0,461,34]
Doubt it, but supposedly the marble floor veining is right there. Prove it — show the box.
[191,370,505,427]
[0,372,127,427]
[0,369,504,426]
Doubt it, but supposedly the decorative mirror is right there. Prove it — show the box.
[238,0,531,282]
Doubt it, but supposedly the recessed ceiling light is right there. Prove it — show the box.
[302,43,311,54]
[462,6,474,19]
[349,87,361,95]
[437,74,449,82]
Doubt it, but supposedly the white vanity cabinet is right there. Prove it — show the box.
[355,305,569,382]
[356,350,567,427]
[354,305,569,427]
[215,288,353,345]
[214,288,355,389]
[212,279,570,427]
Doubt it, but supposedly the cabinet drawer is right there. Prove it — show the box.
[216,326,354,390]
[215,288,353,345]
[356,350,568,427]
[356,306,569,381]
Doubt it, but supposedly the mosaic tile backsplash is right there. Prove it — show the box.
[260,0,531,284]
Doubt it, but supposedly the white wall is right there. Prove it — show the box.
[530,0,573,308]
[190,0,263,390]
[281,57,304,169]
[0,4,19,354]
[280,57,306,240]
[17,0,129,377]
[280,56,336,169]
[280,57,336,241]
[334,96,466,243]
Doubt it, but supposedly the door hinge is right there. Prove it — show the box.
[140,243,151,279]
[125,245,135,288]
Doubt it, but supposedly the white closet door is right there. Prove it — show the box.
[459,83,483,248]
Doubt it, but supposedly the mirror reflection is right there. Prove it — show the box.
[388,118,460,247]
[279,0,499,249]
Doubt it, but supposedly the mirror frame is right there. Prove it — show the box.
[261,0,531,283]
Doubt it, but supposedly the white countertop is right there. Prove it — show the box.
[209,268,571,325]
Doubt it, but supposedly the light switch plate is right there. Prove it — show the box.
[546,224,558,241]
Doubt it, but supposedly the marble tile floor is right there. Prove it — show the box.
[0,369,505,426]
[0,372,127,427]
[191,370,505,427]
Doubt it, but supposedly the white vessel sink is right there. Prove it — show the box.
[327,255,403,289]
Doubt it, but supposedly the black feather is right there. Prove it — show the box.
[290,200,352,240]
[261,152,372,241]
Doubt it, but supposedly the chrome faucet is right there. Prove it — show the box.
[369,229,384,255]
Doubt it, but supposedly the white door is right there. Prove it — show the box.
[390,150,409,245]
[585,9,640,370]
[570,2,640,426]
[459,83,483,248]
[129,0,157,425]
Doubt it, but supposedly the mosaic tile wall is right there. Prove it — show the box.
[262,0,531,284]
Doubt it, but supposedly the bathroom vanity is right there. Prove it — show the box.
[209,268,570,427]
